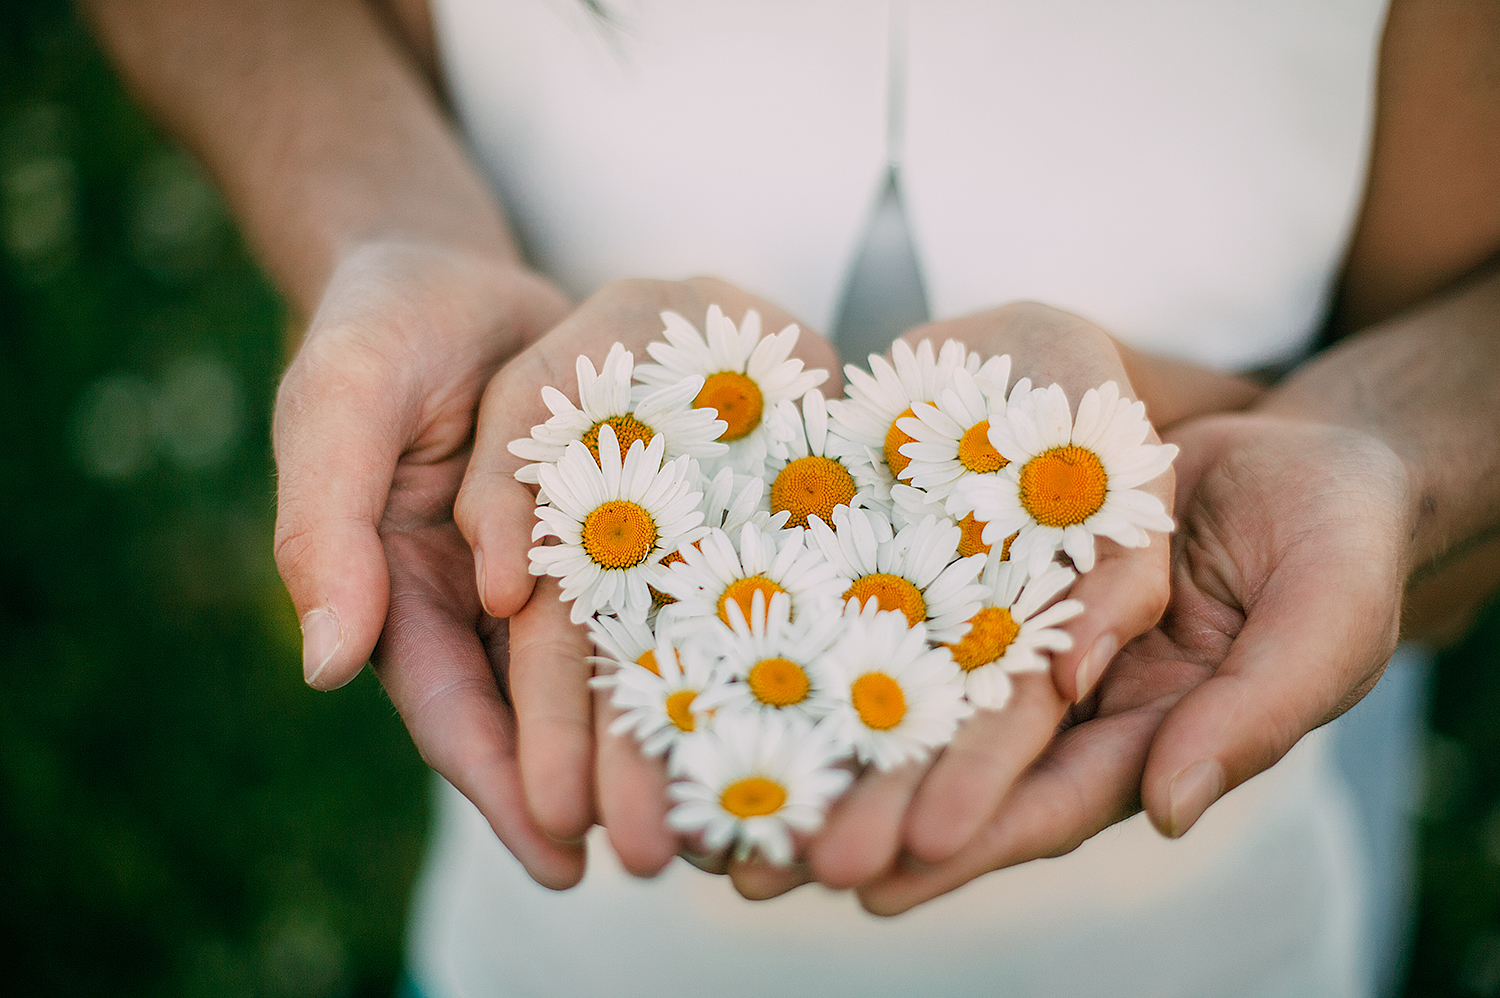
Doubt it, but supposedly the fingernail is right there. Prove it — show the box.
[475,547,492,617]
[1074,632,1118,702]
[301,607,343,688]
[1166,759,1224,837]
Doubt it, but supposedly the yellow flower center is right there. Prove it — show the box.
[851,672,907,730]
[770,455,857,529]
[955,515,1018,561]
[720,776,787,818]
[717,575,788,626]
[946,606,1022,672]
[843,573,927,625]
[884,407,917,479]
[957,420,1007,474]
[636,649,661,676]
[957,513,990,558]
[694,371,764,442]
[581,414,656,465]
[747,657,811,708]
[664,689,698,732]
[1018,445,1109,528]
[581,500,658,569]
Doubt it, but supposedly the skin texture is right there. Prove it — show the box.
[84,0,1500,913]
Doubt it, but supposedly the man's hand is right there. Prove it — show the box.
[854,413,1412,913]
[272,239,588,888]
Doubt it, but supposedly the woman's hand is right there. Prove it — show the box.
[272,239,587,887]
[853,412,1413,913]
[724,301,1222,899]
[452,276,840,877]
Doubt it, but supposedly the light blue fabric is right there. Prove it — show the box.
[1327,646,1430,998]
[832,168,931,360]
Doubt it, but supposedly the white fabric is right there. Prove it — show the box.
[411,1,1401,995]
[411,730,1368,998]
[435,0,1382,369]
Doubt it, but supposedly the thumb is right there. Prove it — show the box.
[1140,535,1403,837]
[272,330,408,690]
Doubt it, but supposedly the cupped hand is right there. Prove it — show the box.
[740,301,1178,899]
[851,411,1413,914]
[271,239,585,887]
[452,276,840,876]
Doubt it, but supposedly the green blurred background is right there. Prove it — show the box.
[3,3,1500,996]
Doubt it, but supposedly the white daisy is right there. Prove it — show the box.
[509,342,727,488]
[887,363,1028,546]
[888,482,951,531]
[633,306,828,477]
[656,520,843,636]
[895,360,1021,501]
[693,590,844,721]
[594,638,723,758]
[586,612,662,675]
[693,464,788,535]
[666,710,852,865]
[819,602,973,771]
[949,381,1178,576]
[829,338,982,502]
[807,506,987,638]
[888,484,1020,561]
[528,426,705,624]
[761,389,887,530]
[930,560,1085,709]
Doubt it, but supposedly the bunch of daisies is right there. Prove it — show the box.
[512,305,1177,865]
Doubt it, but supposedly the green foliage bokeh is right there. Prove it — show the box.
[0,4,428,996]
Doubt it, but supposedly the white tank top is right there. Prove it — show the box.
[433,0,1381,368]
[409,3,1403,996]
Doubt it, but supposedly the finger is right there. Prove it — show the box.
[375,525,586,890]
[508,576,597,840]
[860,647,1204,915]
[728,855,815,900]
[1049,532,1171,703]
[273,330,407,690]
[454,345,562,619]
[902,672,1068,865]
[1141,541,1404,839]
[805,762,927,890]
[898,302,1127,392]
[594,686,676,877]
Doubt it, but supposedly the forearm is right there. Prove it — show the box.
[83,0,514,319]
[1259,259,1500,638]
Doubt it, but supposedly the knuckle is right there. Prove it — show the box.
[596,276,668,308]
[452,479,484,537]
[1140,567,1171,622]
[274,324,412,450]
[271,513,318,590]
[683,275,734,299]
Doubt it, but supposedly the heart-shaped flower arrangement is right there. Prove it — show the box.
[512,306,1177,864]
